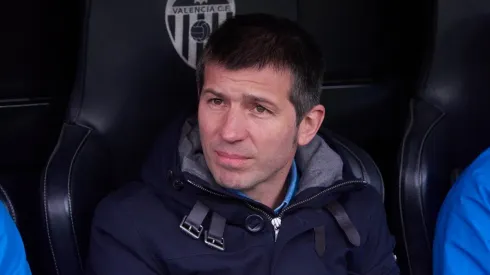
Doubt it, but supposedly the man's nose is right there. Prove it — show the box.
[220,108,247,143]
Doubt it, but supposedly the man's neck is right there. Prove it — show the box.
[243,163,292,209]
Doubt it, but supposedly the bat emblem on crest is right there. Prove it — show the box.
[165,0,236,69]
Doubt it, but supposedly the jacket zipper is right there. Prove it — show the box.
[185,179,366,241]
[245,180,366,241]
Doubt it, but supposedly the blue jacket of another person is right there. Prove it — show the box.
[0,202,31,275]
[433,147,490,275]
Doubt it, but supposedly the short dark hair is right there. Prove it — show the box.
[196,13,324,124]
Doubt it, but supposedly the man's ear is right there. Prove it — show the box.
[297,104,325,146]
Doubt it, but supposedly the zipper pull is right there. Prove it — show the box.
[271,217,281,241]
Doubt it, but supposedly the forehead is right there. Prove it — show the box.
[202,63,293,97]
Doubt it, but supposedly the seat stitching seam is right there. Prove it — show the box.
[397,98,445,274]
[416,108,445,252]
[397,99,415,275]
[0,184,16,223]
[43,125,67,275]
[68,128,92,271]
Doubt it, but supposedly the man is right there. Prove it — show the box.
[433,147,490,275]
[85,13,399,275]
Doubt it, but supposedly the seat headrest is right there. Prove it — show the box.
[421,6,490,117]
[409,2,490,179]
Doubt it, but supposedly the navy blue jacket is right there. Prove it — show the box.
[84,111,399,275]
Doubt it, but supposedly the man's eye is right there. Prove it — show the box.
[255,105,268,113]
[209,98,223,105]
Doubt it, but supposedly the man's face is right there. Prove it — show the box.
[198,63,298,192]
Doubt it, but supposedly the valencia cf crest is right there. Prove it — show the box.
[165,0,236,69]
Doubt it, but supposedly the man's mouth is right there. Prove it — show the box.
[215,150,251,167]
[215,151,249,159]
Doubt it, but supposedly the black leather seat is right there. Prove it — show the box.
[396,1,490,274]
[1,0,81,272]
[41,1,385,275]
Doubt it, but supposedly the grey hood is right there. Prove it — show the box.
[178,117,344,195]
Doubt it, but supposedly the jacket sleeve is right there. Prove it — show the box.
[432,156,490,275]
[0,203,32,275]
[350,188,400,275]
[84,196,167,275]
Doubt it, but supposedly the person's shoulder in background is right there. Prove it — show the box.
[433,147,490,275]
[0,202,32,275]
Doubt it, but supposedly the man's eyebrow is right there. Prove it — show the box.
[202,88,225,98]
[202,89,279,109]
[244,94,278,109]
